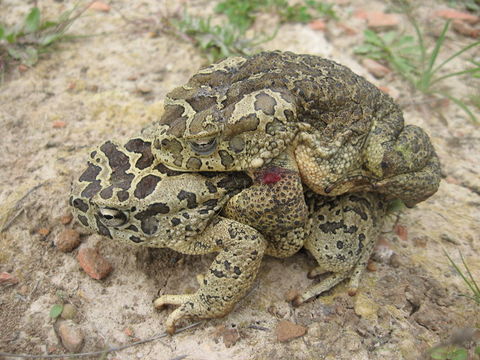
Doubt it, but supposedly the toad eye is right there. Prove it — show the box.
[189,138,217,156]
[98,208,128,227]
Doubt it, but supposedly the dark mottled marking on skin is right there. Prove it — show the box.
[219,150,234,168]
[90,150,97,159]
[227,227,237,238]
[140,217,158,235]
[177,190,197,209]
[130,236,143,243]
[160,138,184,155]
[171,218,181,226]
[100,141,134,190]
[185,225,193,232]
[357,233,366,255]
[125,138,154,170]
[186,157,202,170]
[100,186,113,200]
[217,173,252,191]
[265,118,286,136]
[284,109,295,122]
[77,214,89,227]
[94,215,112,238]
[182,212,190,219]
[81,181,102,199]
[233,266,241,275]
[134,202,170,221]
[336,241,344,249]
[153,163,183,176]
[126,224,138,232]
[254,91,277,115]
[205,180,217,194]
[223,260,231,270]
[202,199,218,208]
[134,175,161,199]
[79,163,102,182]
[228,136,245,153]
[117,190,129,202]
[186,95,218,112]
[319,221,343,234]
[344,225,358,234]
[215,239,223,246]
[251,250,258,256]
[72,198,89,213]
[223,114,260,138]
[343,205,368,221]
[336,254,346,261]
[211,269,227,278]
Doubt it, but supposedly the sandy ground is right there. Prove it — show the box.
[1,0,479,359]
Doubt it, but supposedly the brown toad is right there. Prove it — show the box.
[147,51,440,207]
[70,138,385,333]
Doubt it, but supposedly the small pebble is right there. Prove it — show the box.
[284,289,300,302]
[56,229,81,253]
[57,320,84,352]
[222,328,240,348]
[366,260,377,272]
[276,320,307,342]
[394,224,408,241]
[389,254,401,268]
[354,293,379,319]
[52,121,66,129]
[77,247,113,280]
[61,304,77,320]
[38,228,50,236]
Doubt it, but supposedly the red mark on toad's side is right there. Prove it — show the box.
[261,168,283,184]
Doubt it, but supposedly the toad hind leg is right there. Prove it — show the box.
[293,192,385,306]
[154,217,266,334]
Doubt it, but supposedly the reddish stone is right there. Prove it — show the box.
[38,228,50,236]
[77,247,113,280]
[60,213,73,225]
[276,320,307,342]
[56,229,81,253]
[366,12,400,28]
[309,19,326,31]
[362,58,391,78]
[394,224,408,241]
[89,1,111,12]
[0,272,19,285]
[337,23,358,35]
[52,120,66,129]
[453,20,480,38]
[435,9,479,24]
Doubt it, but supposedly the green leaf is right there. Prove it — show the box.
[40,33,62,46]
[474,346,480,355]
[450,347,468,360]
[25,7,41,33]
[5,32,17,44]
[6,47,24,60]
[430,346,447,359]
[0,26,4,39]
[49,304,63,319]
[23,47,38,66]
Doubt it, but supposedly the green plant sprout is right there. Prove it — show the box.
[173,11,275,62]
[0,5,87,77]
[355,10,480,123]
[173,0,336,61]
[445,251,480,305]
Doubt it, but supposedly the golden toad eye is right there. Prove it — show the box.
[98,208,128,227]
[189,138,217,156]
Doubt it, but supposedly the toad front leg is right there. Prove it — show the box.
[154,217,266,334]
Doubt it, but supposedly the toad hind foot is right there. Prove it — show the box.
[293,192,386,306]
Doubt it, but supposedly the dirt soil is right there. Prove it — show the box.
[1,1,479,359]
